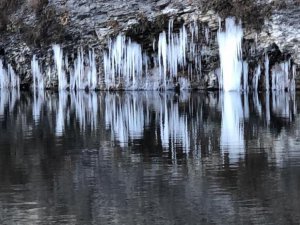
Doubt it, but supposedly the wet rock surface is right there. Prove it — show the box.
[0,0,299,89]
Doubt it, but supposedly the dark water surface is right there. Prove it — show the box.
[0,90,300,225]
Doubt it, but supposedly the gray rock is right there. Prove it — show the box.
[0,0,300,89]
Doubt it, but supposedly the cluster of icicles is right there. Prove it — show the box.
[0,17,297,91]
[31,45,98,91]
[218,18,296,92]
[103,19,201,90]
[1,89,296,158]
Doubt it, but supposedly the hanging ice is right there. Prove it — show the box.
[0,59,20,90]
[103,34,143,89]
[158,21,188,89]
[53,44,67,90]
[265,54,270,91]
[218,17,243,91]
[271,60,294,91]
[31,55,44,91]
[103,20,192,90]
[242,61,248,91]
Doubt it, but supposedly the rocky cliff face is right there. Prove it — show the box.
[0,0,299,90]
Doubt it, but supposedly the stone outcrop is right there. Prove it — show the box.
[0,0,299,90]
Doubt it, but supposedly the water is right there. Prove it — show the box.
[0,90,300,224]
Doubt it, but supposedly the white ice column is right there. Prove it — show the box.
[218,18,243,91]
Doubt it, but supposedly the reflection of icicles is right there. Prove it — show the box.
[266,92,270,124]
[218,18,243,91]
[0,89,8,116]
[272,91,296,120]
[56,91,67,136]
[105,93,145,147]
[220,92,244,162]
[104,92,190,152]
[71,92,99,131]
[0,89,20,117]
[253,91,262,116]
[242,61,248,91]
[243,92,249,119]
[159,94,190,153]
[33,91,44,123]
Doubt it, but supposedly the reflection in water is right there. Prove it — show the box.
[1,90,299,161]
[0,90,300,224]
[271,91,296,120]
[220,92,244,161]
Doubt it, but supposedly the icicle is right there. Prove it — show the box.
[158,31,167,88]
[7,64,20,90]
[194,20,199,41]
[0,60,20,90]
[243,61,248,91]
[89,49,97,90]
[218,17,243,91]
[53,45,67,90]
[103,34,144,89]
[31,55,44,91]
[271,60,294,91]
[255,33,258,48]
[265,54,269,91]
[291,65,296,91]
[205,27,209,44]
[0,60,6,89]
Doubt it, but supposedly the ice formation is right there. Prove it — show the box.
[0,59,20,90]
[271,60,292,91]
[265,54,270,91]
[104,92,190,152]
[103,20,201,90]
[31,55,44,91]
[218,17,243,91]
[243,61,248,91]
[0,18,298,92]
[53,45,67,90]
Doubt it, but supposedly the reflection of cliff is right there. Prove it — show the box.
[0,90,298,163]
[0,91,300,224]
[220,92,244,162]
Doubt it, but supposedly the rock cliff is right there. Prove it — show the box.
[0,0,299,90]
